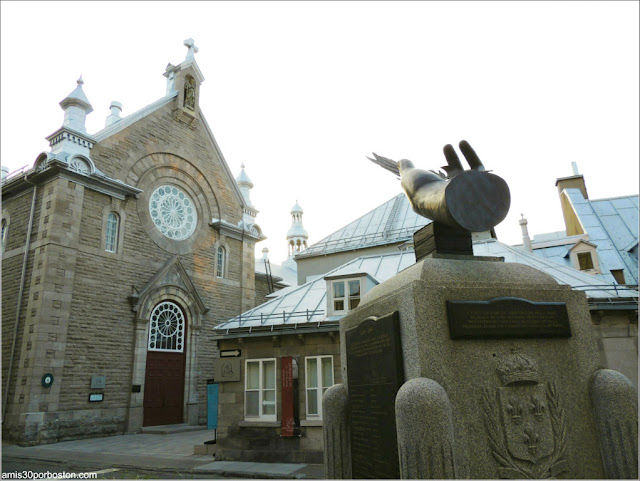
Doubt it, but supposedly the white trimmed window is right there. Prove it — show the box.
[331,279,361,313]
[216,246,226,278]
[1,219,7,253]
[148,301,185,352]
[245,358,276,421]
[105,212,119,253]
[305,356,334,419]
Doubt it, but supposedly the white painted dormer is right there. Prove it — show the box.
[324,272,379,317]
[567,239,600,275]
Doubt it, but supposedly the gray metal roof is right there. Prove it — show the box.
[297,193,430,258]
[474,239,638,301]
[530,190,639,285]
[216,250,416,333]
[255,257,297,287]
[217,241,637,335]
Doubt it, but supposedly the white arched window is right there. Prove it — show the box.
[148,301,185,352]
[1,219,7,253]
[105,212,119,252]
[216,246,226,278]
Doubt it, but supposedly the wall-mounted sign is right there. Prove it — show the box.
[88,393,104,402]
[41,373,54,388]
[131,384,141,393]
[214,359,240,382]
[220,349,242,358]
[90,375,106,389]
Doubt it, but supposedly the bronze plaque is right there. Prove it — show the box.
[447,297,571,339]
[346,312,403,479]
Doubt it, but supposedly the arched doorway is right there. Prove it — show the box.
[143,301,187,426]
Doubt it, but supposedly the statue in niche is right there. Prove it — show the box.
[184,76,196,110]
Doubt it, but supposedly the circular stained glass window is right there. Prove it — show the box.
[148,301,185,352]
[149,185,197,240]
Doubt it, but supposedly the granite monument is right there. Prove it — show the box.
[323,142,637,479]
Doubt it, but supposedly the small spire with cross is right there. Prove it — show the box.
[184,38,198,61]
[77,75,84,86]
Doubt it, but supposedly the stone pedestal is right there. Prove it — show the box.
[323,256,638,479]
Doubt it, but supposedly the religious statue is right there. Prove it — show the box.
[184,76,196,110]
[369,140,510,233]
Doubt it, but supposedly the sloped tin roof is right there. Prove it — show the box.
[297,193,430,258]
[533,190,639,284]
[217,240,637,334]
[216,251,416,332]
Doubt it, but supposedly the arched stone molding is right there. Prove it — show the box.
[128,153,223,255]
[126,256,209,432]
[66,154,97,176]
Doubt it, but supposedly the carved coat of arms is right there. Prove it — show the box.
[481,352,568,479]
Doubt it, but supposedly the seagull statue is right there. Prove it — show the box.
[368,141,510,232]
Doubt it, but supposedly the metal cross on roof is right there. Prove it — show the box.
[184,38,198,60]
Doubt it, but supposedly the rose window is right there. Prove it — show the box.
[148,301,185,352]
[149,185,197,240]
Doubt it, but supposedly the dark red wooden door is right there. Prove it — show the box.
[143,350,186,426]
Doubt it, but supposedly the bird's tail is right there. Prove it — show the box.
[367,153,400,177]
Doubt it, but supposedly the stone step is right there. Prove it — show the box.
[141,424,207,435]
[194,443,217,456]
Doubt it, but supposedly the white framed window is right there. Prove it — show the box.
[577,252,594,271]
[105,212,119,252]
[216,246,226,278]
[148,301,185,352]
[1,219,7,253]
[305,356,334,419]
[245,358,276,421]
[331,279,361,313]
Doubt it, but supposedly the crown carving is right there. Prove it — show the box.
[496,351,538,385]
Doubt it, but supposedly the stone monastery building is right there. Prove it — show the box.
[1,40,269,444]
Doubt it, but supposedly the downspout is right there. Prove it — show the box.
[239,227,245,316]
[2,176,38,421]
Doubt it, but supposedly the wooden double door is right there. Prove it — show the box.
[143,349,186,426]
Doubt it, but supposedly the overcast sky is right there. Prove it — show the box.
[2,1,638,263]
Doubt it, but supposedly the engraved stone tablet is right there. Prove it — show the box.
[447,297,571,339]
[346,312,403,479]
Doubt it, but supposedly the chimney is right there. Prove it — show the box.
[105,101,123,127]
[519,214,533,253]
[555,162,588,200]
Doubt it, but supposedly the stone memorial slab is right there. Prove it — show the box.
[346,311,403,479]
[447,297,570,339]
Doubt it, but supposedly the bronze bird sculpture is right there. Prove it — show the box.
[368,141,510,232]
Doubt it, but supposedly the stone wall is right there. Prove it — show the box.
[2,93,256,444]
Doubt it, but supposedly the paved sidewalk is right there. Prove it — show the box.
[2,429,323,479]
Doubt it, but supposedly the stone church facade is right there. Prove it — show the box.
[1,40,264,445]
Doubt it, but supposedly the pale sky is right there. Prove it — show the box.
[2,1,638,264]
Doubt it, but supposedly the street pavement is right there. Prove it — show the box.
[1,427,324,479]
